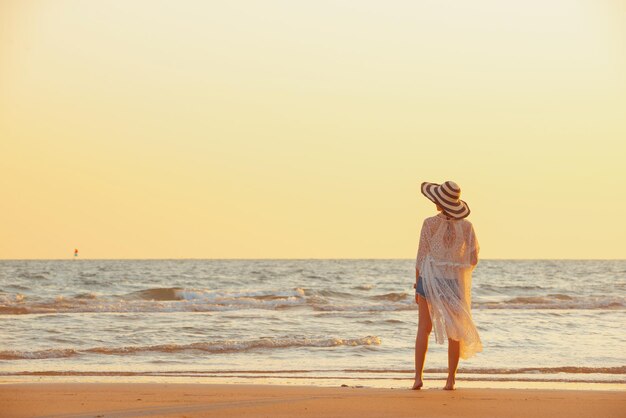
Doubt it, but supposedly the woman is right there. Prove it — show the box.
[413,181,481,391]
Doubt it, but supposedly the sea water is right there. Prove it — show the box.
[1,260,624,387]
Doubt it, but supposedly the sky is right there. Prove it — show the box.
[1,0,625,259]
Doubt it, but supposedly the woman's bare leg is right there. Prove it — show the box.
[445,338,460,390]
[413,295,432,390]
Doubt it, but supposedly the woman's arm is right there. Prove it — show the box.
[414,219,429,304]
[414,268,420,304]
[469,224,479,266]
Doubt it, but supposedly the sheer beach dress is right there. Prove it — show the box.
[415,215,482,359]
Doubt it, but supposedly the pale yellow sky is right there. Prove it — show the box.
[1,0,625,259]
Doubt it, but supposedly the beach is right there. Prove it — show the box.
[1,383,625,418]
[2,259,625,416]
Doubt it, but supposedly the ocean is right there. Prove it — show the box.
[1,259,624,388]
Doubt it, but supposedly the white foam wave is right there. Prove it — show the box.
[0,336,381,360]
[0,348,78,360]
[0,288,308,314]
[1,287,623,315]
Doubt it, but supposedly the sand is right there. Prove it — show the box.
[0,383,624,418]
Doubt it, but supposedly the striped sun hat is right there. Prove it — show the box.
[421,181,471,219]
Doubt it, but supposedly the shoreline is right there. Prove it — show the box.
[1,375,624,392]
[1,383,624,418]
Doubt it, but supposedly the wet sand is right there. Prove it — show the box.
[1,383,625,418]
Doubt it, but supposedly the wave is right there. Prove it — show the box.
[460,366,626,375]
[477,294,625,310]
[0,288,308,314]
[311,289,353,298]
[343,366,626,375]
[312,301,414,312]
[370,292,410,302]
[17,272,48,280]
[479,284,549,292]
[128,287,183,301]
[0,348,79,360]
[1,286,624,315]
[314,292,625,311]
[0,336,381,360]
[127,287,307,302]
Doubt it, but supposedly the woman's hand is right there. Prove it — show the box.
[470,249,478,266]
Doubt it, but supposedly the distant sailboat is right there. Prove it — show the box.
[74,248,79,257]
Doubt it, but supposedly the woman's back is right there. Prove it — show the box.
[416,214,479,273]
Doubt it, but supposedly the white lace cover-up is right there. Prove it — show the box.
[416,214,482,359]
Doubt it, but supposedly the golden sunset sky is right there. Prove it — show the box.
[1,1,625,259]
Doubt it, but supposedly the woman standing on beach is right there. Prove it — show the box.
[413,181,482,390]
